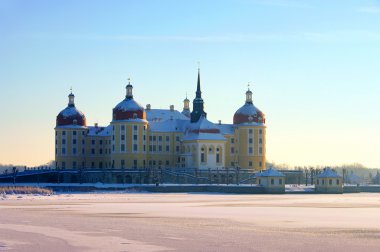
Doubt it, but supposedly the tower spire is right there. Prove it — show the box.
[196,67,201,98]
[68,88,75,107]
[191,66,207,122]
[126,77,133,99]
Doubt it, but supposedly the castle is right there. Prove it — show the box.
[55,70,266,171]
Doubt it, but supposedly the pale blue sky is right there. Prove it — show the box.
[0,0,379,167]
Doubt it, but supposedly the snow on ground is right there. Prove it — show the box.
[1,193,380,251]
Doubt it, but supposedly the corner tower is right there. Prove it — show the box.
[190,69,207,123]
[233,85,266,171]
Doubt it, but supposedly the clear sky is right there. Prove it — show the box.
[0,0,379,168]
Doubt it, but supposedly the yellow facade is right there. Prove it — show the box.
[55,76,267,171]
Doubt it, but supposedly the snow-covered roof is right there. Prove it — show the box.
[235,103,262,116]
[317,168,341,178]
[216,124,235,135]
[256,167,285,177]
[111,118,148,123]
[149,119,189,132]
[183,132,226,141]
[146,109,189,122]
[59,106,85,118]
[87,125,112,137]
[114,98,144,111]
[188,116,219,132]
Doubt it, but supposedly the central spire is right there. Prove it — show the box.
[191,67,207,123]
[196,68,201,98]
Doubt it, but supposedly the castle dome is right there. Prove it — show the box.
[112,80,146,121]
[56,92,86,127]
[233,88,265,125]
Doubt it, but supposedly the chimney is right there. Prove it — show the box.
[94,123,98,128]
[146,104,151,110]
[170,105,174,111]
[218,120,221,125]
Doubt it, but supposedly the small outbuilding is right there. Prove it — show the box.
[315,168,343,194]
[256,167,285,193]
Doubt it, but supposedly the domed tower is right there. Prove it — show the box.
[55,91,87,170]
[110,79,148,169]
[233,85,266,171]
[181,95,191,118]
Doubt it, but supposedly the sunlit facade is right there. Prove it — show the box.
[55,70,266,170]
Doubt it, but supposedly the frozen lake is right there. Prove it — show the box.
[1,193,380,251]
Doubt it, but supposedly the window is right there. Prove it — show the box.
[231,138,234,144]
[121,160,125,168]
[249,138,253,144]
[166,145,170,152]
[82,131,85,136]
[143,135,146,141]
[329,179,332,185]
[62,131,66,136]
[82,139,85,145]
[249,147,253,154]
[259,161,262,167]
[112,145,115,152]
[259,138,262,144]
[249,161,253,167]
[55,148,57,154]
[134,125,138,130]
[72,139,77,145]
[259,147,263,155]
[336,179,340,185]
[133,144,138,151]
[73,131,77,136]
[99,149,103,154]
[176,136,180,141]
[121,125,125,131]
[100,140,103,145]
[259,129,262,135]
[121,135,125,141]
[249,129,253,134]
[176,146,179,152]
[322,180,325,185]
[166,160,169,166]
[231,147,234,154]
[121,144,125,152]
[149,146,153,152]
[149,136,153,141]
[166,136,170,141]
[62,148,66,155]
[153,136,156,141]
[82,148,85,155]
[216,153,220,163]
[133,160,137,168]
[55,139,57,145]
[73,148,77,155]
[62,139,66,144]
[91,148,95,155]
[91,162,95,168]
[158,136,162,142]
[133,135,138,140]
[112,135,115,141]
[153,145,157,151]
[91,140,95,145]
[271,179,274,185]
[158,145,162,152]
[143,145,146,151]
[201,153,205,163]
[258,179,261,185]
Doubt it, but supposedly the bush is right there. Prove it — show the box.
[0,186,53,195]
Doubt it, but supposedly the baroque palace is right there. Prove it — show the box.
[55,70,266,171]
